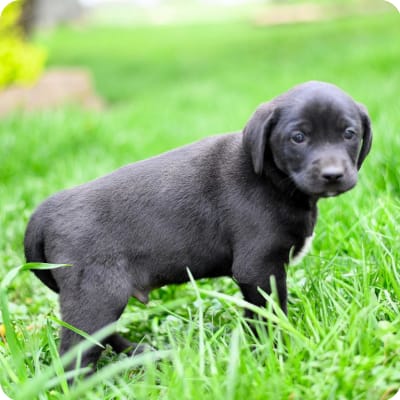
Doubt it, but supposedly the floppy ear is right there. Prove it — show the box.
[242,102,277,175]
[357,103,373,170]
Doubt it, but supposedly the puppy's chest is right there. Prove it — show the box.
[290,234,314,265]
[282,206,317,266]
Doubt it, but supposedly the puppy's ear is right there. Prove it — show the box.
[242,102,277,175]
[357,103,373,170]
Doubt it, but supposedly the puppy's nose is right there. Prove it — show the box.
[321,166,344,182]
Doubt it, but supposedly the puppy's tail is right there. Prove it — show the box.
[24,211,60,293]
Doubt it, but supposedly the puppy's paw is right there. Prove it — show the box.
[127,343,156,356]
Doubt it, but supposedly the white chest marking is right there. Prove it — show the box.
[290,234,314,266]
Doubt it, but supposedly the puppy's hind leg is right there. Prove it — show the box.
[58,270,132,371]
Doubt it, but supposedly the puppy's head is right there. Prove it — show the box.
[243,81,372,198]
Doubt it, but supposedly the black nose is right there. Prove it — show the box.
[321,167,344,182]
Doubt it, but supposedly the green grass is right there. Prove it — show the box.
[1,12,400,399]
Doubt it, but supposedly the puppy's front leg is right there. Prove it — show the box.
[234,259,287,323]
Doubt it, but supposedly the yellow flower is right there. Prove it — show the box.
[0,324,6,340]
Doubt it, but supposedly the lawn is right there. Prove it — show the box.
[1,11,400,399]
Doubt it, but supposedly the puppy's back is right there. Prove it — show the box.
[25,132,243,291]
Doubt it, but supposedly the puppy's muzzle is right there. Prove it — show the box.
[292,150,357,197]
[315,158,356,196]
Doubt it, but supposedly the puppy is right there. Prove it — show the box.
[24,81,372,369]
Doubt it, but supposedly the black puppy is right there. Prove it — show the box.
[24,81,372,369]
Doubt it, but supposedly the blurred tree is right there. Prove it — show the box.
[0,2,46,88]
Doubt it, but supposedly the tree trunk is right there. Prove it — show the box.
[19,0,82,35]
[19,0,37,36]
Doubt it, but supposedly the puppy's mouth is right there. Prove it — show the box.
[320,190,339,198]
[320,178,357,197]
[308,188,345,198]
[291,176,356,198]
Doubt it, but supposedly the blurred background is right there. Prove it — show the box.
[0,0,397,120]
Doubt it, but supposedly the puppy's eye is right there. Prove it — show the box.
[344,128,356,140]
[291,132,306,144]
